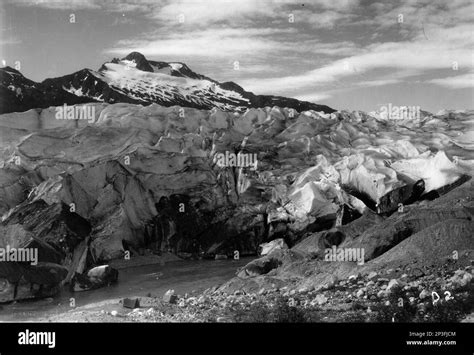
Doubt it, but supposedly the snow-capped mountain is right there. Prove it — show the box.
[0,52,335,114]
[0,66,92,114]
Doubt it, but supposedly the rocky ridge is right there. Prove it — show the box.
[0,52,334,115]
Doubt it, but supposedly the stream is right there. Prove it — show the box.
[0,257,252,322]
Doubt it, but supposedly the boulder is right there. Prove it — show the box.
[258,238,288,256]
[163,289,178,304]
[122,297,140,309]
[71,265,118,292]
[87,265,119,284]
[0,262,68,303]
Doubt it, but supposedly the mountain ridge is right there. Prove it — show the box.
[0,52,335,115]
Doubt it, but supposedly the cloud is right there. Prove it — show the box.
[294,92,332,102]
[149,0,279,27]
[354,78,402,87]
[148,0,361,28]
[429,73,474,89]
[10,0,101,10]
[239,22,474,94]
[106,27,299,59]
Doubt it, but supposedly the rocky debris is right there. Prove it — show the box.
[215,177,473,315]
[91,264,471,323]
[314,294,328,305]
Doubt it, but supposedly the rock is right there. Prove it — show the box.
[449,270,472,290]
[348,273,360,282]
[71,265,118,292]
[377,290,387,298]
[322,275,339,290]
[315,294,328,305]
[177,252,193,259]
[123,298,140,309]
[258,238,288,256]
[367,271,378,280]
[110,310,118,317]
[237,250,286,278]
[163,290,178,304]
[419,289,430,300]
[379,179,425,214]
[0,262,68,302]
[87,265,119,285]
[356,289,365,298]
[136,297,157,308]
[217,316,231,322]
[417,303,427,313]
[386,279,401,293]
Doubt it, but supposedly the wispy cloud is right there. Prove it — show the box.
[294,92,332,102]
[239,23,473,94]
[106,27,299,59]
[11,0,101,10]
[429,73,474,89]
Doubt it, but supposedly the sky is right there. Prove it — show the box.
[0,0,473,112]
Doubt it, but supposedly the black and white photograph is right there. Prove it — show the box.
[0,0,473,353]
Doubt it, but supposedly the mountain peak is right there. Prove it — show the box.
[1,66,24,76]
[121,52,153,72]
[123,51,147,62]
